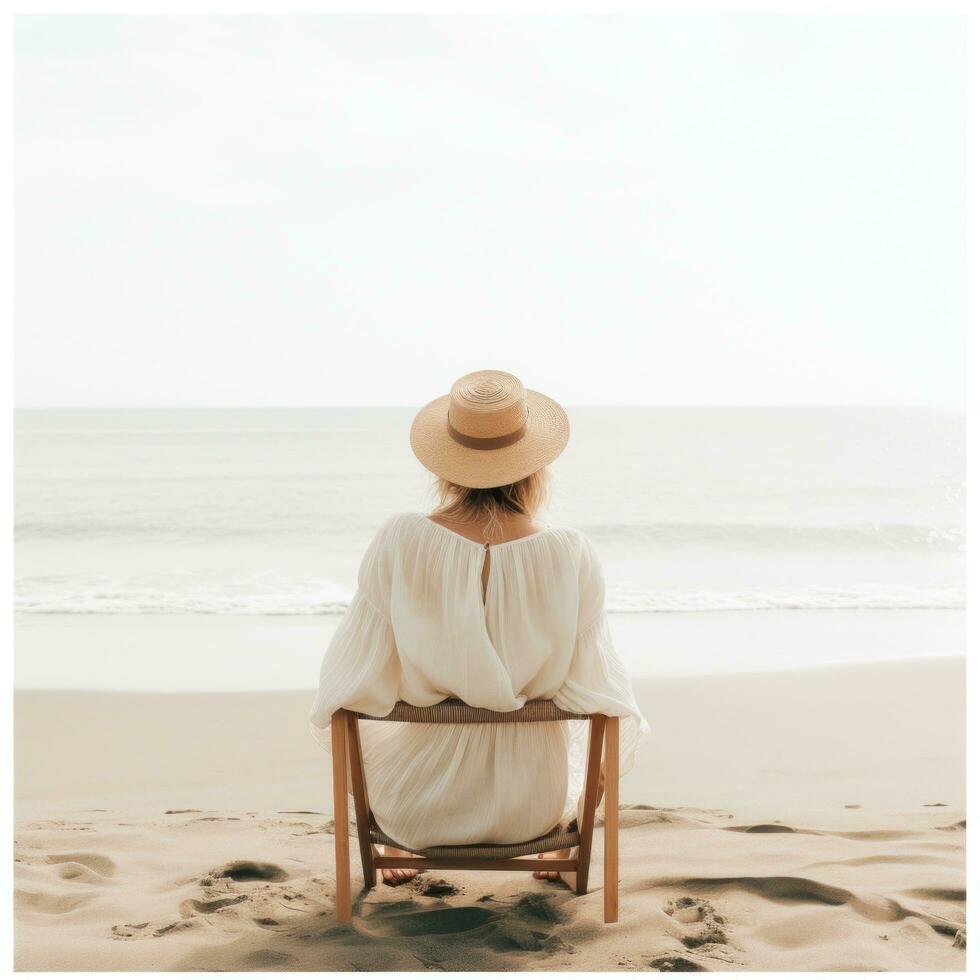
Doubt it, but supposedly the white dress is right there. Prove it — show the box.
[309,512,650,852]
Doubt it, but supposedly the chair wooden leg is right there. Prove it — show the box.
[604,717,619,923]
[345,713,377,889]
[331,712,352,923]
[562,715,606,895]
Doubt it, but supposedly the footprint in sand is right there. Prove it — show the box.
[153,920,199,938]
[414,878,461,897]
[494,918,568,952]
[724,823,807,835]
[664,896,728,949]
[359,903,499,938]
[356,890,572,953]
[46,852,116,878]
[53,862,114,885]
[489,893,575,952]
[650,953,707,971]
[615,805,675,828]
[113,893,251,942]
[179,895,250,917]
[111,919,201,940]
[660,875,965,941]
[202,860,289,884]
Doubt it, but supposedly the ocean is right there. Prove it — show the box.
[14,406,965,689]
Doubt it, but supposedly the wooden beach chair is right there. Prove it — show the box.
[329,700,620,924]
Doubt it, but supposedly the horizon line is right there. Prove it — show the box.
[12,402,966,412]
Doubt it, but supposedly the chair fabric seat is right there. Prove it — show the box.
[359,699,587,856]
[355,697,591,724]
[369,814,581,860]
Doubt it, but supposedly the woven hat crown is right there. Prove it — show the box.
[448,370,527,439]
[409,368,569,488]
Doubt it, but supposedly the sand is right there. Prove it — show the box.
[14,657,966,971]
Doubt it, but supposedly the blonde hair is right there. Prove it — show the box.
[432,468,551,544]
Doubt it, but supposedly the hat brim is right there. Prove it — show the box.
[410,389,570,489]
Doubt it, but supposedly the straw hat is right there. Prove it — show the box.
[410,370,570,489]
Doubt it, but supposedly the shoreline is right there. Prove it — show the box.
[14,607,965,691]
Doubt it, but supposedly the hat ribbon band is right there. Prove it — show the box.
[447,411,528,450]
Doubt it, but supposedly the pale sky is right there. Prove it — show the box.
[15,15,964,408]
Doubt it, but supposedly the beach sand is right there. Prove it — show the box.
[14,657,966,971]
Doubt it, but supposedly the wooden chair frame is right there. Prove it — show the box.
[330,701,620,924]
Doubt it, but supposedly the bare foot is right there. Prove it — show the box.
[532,847,571,882]
[380,845,421,886]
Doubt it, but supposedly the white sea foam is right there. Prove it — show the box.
[14,573,353,616]
[605,583,965,613]
[13,574,965,616]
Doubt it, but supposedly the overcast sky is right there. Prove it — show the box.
[15,15,964,408]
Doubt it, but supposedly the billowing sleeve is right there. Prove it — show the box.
[554,532,651,823]
[309,515,402,750]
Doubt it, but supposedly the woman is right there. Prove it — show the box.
[310,370,649,885]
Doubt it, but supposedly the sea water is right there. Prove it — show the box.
[14,407,965,688]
